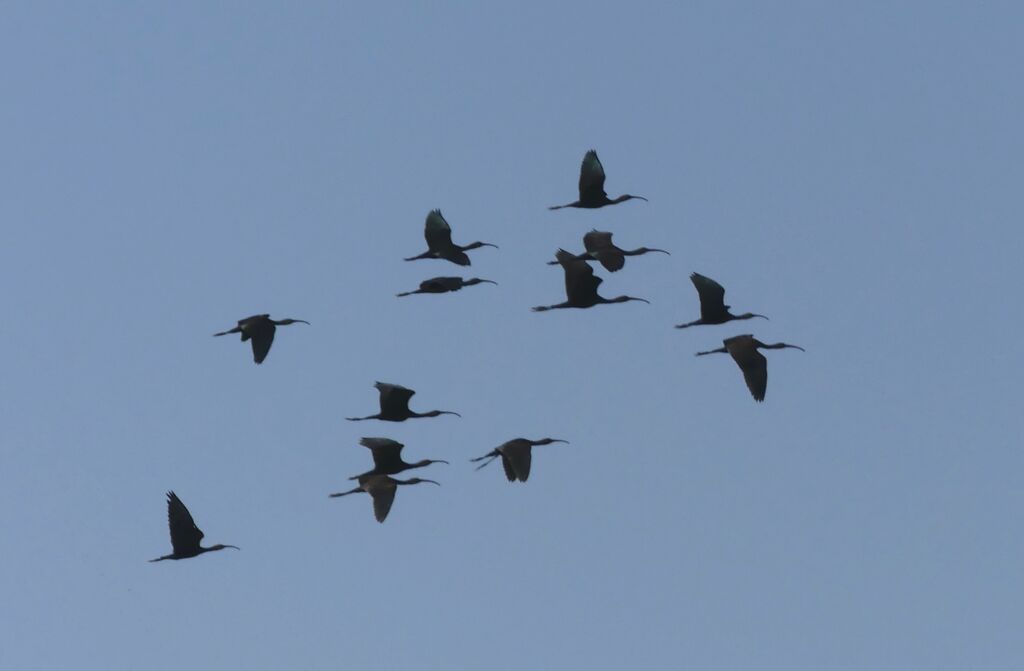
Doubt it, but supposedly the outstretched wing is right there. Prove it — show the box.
[582,230,614,253]
[729,347,768,402]
[499,443,532,482]
[247,320,276,364]
[424,210,455,251]
[557,249,601,304]
[166,491,204,555]
[420,277,462,293]
[360,437,404,471]
[578,150,607,202]
[363,476,398,523]
[376,382,415,414]
[690,273,727,319]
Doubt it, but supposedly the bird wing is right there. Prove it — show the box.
[690,273,727,318]
[166,491,204,555]
[246,320,276,364]
[363,476,398,523]
[424,210,455,251]
[500,443,532,482]
[578,150,607,201]
[376,382,415,414]
[561,254,602,304]
[420,277,461,293]
[729,346,768,402]
[360,437,404,470]
[583,230,614,253]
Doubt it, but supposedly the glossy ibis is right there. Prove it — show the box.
[397,276,496,297]
[149,491,238,562]
[348,437,448,479]
[675,273,767,329]
[696,334,805,402]
[404,210,497,266]
[549,230,668,272]
[470,438,569,482]
[346,382,461,422]
[329,474,439,523]
[213,314,309,364]
[533,249,649,312]
[549,150,647,210]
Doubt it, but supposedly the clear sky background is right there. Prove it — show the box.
[1,2,1021,669]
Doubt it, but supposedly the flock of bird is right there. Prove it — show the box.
[150,149,805,561]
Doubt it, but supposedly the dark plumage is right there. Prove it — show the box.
[533,249,650,312]
[149,492,238,562]
[329,474,439,523]
[549,230,668,272]
[213,314,309,364]
[396,276,496,297]
[346,382,461,422]
[470,438,569,482]
[696,334,805,402]
[675,273,767,329]
[548,150,647,210]
[404,210,497,266]
[348,437,448,479]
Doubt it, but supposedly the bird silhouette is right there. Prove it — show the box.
[329,474,439,523]
[696,334,805,402]
[533,249,650,312]
[548,230,668,272]
[404,210,497,266]
[675,273,767,329]
[149,492,238,562]
[470,438,569,482]
[396,276,496,297]
[346,382,461,422]
[549,150,647,210]
[348,437,448,479]
[213,314,309,364]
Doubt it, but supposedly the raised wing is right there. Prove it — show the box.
[166,491,204,555]
[691,273,727,319]
[424,210,455,251]
[360,437,404,470]
[376,382,416,413]
[582,230,614,253]
[578,150,607,202]
[363,476,398,523]
[499,442,532,482]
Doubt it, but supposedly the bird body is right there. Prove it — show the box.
[549,150,647,210]
[349,437,448,479]
[213,314,309,364]
[346,382,461,422]
[533,249,650,312]
[696,334,805,402]
[550,230,669,272]
[470,438,568,482]
[150,491,238,562]
[675,273,767,328]
[329,474,439,523]
[404,210,497,266]
[396,276,496,297]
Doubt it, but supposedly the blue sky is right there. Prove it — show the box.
[1,2,1021,669]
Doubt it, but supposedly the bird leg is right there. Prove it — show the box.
[329,486,364,498]
[470,451,501,471]
[695,346,728,356]
[213,326,242,337]
[403,250,435,262]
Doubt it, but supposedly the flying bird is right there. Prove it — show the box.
[348,437,448,479]
[470,438,569,482]
[549,150,647,210]
[404,210,497,266]
[213,314,309,364]
[696,334,805,402]
[397,276,496,297]
[533,249,650,312]
[549,230,668,272]
[149,491,238,562]
[675,273,767,329]
[346,382,461,422]
[329,474,439,523]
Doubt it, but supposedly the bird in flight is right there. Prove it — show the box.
[329,474,439,523]
[470,438,569,482]
[404,210,498,266]
[533,249,649,312]
[150,491,238,562]
[696,334,804,402]
[675,273,767,329]
[213,314,309,364]
[346,382,461,422]
[549,150,647,210]
[396,276,496,297]
[549,230,668,272]
[348,437,449,479]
